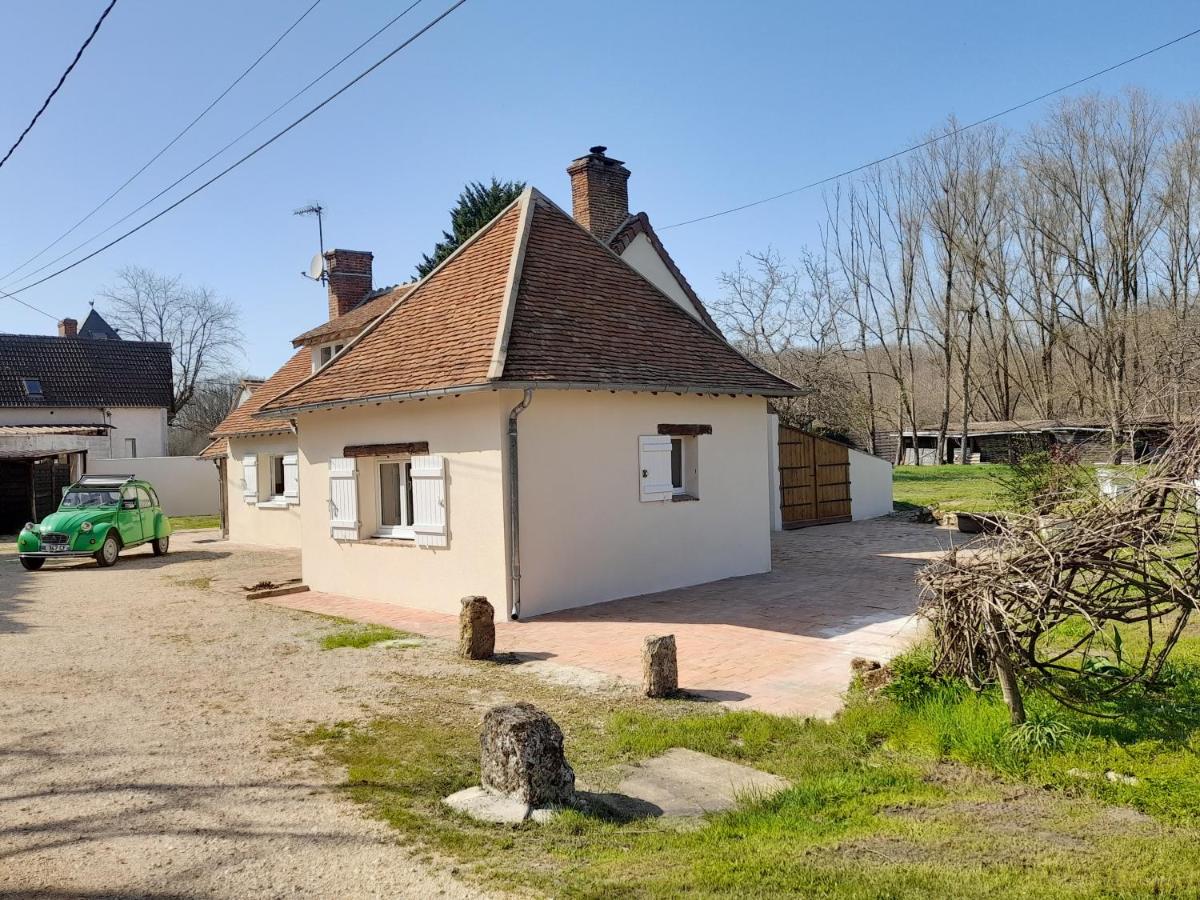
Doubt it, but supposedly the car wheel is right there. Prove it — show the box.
[20,557,44,571]
[95,533,121,568]
[152,535,170,556]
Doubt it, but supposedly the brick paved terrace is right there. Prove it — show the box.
[268,519,953,717]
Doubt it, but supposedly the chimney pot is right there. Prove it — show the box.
[324,249,373,319]
[58,318,78,337]
[567,145,631,239]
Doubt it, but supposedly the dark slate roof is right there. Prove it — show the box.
[79,309,121,340]
[0,334,173,408]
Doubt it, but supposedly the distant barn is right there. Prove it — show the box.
[873,418,1172,465]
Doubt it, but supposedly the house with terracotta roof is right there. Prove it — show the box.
[210,147,802,617]
[200,267,415,546]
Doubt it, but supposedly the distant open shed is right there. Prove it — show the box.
[873,418,1172,466]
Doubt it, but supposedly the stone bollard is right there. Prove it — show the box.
[642,634,678,698]
[850,657,892,692]
[458,595,495,660]
[479,702,575,806]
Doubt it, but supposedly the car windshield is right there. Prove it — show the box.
[60,489,121,509]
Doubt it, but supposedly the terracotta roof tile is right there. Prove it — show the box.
[197,437,228,460]
[261,190,799,414]
[501,200,794,393]
[210,350,311,437]
[264,201,521,411]
[290,283,415,347]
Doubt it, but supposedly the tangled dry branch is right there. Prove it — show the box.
[918,428,1200,723]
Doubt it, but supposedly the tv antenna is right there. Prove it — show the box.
[294,202,326,284]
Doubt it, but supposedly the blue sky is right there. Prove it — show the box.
[1,0,1197,375]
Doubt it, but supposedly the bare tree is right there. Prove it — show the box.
[168,375,244,455]
[98,265,242,422]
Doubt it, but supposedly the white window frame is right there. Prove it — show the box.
[255,454,297,508]
[312,345,345,374]
[670,437,687,496]
[124,437,138,459]
[374,458,415,540]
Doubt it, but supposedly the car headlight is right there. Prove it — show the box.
[80,521,93,532]
[24,522,38,533]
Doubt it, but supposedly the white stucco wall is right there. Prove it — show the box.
[514,391,773,618]
[295,393,509,613]
[849,448,894,520]
[618,233,706,324]
[0,406,168,458]
[226,435,302,547]
[88,455,218,515]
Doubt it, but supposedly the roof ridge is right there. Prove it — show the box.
[264,190,528,415]
[487,186,536,380]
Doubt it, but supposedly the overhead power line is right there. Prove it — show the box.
[0,286,56,321]
[661,24,1200,230]
[0,0,324,284]
[1,0,427,293]
[3,0,469,299]
[0,0,119,172]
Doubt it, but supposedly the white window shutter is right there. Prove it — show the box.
[282,452,300,503]
[638,435,673,502]
[328,457,359,540]
[242,454,258,504]
[411,454,448,548]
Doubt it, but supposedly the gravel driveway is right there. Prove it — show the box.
[0,532,487,899]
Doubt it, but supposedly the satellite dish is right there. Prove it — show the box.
[308,253,325,280]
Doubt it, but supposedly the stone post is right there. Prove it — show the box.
[458,595,495,660]
[642,634,678,698]
[480,702,575,806]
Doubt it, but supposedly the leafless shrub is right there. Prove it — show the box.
[918,427,1200,723]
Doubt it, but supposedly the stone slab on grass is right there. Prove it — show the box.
[613,748,790,818]
[443,786,559,824]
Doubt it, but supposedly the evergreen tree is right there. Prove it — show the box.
[416,177,526,277]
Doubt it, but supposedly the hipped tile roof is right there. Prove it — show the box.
[290,283,415,348]
[0,334,172,408]
[209,350,311,437]
[262,189,798,414]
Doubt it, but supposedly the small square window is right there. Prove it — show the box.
[21,378,43,398]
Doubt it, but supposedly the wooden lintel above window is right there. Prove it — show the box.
[343,441,429,458]
[657,424,712,436]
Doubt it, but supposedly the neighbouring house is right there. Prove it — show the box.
[0,312,172,532]
[875,418,1173,466]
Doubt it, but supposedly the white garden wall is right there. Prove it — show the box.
[849,448,894,520]
[87,455,218,516]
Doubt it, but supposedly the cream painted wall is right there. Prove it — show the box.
[0,406,167,457]
[513,391,773,618]
[226,435,302,547]
[618,233,705,324]
[295,393,510,613]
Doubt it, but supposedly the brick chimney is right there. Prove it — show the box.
[58,318,78,337]
[567,146,631,239]
[323,249,373,319]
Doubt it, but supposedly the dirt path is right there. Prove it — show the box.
[0,532,488,899]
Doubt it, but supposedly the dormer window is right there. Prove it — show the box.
[21,378,43,399]
[313,343,346,372]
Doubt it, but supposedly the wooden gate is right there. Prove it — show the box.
[778,426,852,528]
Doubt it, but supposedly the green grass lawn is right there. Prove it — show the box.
[299,630,1200,897]
[893,464,1013,514]
[170,515,220,530]
[319,624,411,650]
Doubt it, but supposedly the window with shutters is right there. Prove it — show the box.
[640,433,699,502]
